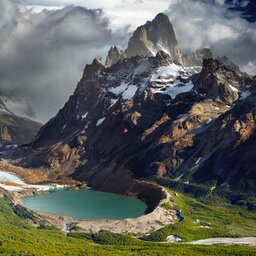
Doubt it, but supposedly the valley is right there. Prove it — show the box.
[0,7,255,255]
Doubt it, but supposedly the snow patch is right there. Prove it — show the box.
[0,170,66,191]
[109,83,137,101]
[81,112,88,119]
[152,80,194,99]
[96,118,105,126]
[150,64,184,82]
[109,82,128,95]
[134,60,151,75]
[0,170,25,185]
[122,84,138,100]
[108,99,118,109]
[240,90,251,100]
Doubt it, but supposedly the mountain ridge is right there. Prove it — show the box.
[4,13,256,208]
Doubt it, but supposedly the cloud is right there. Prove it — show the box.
[0,0,169,122]
[0,0,255,123]
[165,0,256,75]
[0,1,117,122]
[26,0,171,30]
[242,61,256,76]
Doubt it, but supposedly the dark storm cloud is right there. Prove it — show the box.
[0,0,117,122]
[0,0,255,123]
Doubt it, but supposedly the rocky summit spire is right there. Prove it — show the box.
[125,13,183,64]
[105,46,125,67]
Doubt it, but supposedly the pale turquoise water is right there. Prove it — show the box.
[23,189,147,220]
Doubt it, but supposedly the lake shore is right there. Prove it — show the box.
[20,186,177,234]
[0,162,177,234]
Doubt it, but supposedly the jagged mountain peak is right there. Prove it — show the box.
[182,48,213,68]
[105,46,125,67]
[83,58,104,78]
[150,13,172,26]
[125,13,183,64]
[192,58,253,104]
[217,55,241,73]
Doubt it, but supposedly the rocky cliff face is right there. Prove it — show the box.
[125,13,183,64]
[6,13,256,206]
[0,114,41,145]
[105,46,125,67]
[0,99,41,145]
[182,48,213,68]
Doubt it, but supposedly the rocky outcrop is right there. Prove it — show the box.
[105,46,125,67]
[192,58,242,104]
[182,48,213,67]
[125,13,183,64]
[0,95,41,145]
[0,112,41,145]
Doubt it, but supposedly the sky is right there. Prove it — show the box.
[0,0,255,123]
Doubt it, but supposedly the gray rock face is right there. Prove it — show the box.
[105,46,125,67]
[182,48,213,67]
[217,56,241,73]
[0,113,41,145]
[0,97,41,145]
[125,13,183,64]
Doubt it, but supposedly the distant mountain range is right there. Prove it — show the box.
[0,96,41,145]
[6,13,256,208]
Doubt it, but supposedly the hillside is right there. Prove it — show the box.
[5,13,256,207]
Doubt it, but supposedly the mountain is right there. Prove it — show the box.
[105,46,125,67]
[125,13,183,64]
[0,97,41,145]
[123,13,212,67]
[5,13,256,207]
[182,48,213,68]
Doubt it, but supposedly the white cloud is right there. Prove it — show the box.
[208,23,239,42]
[243,61,256,76]
[165,0,256,75]
[0,2,115,122]
[0,0,255,124]
[26,0,171,30]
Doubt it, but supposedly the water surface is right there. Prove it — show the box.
[23,189,147,220]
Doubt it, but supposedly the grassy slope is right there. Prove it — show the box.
[141,189,256,242]
[0,192,255,255]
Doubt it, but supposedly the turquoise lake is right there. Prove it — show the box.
[23,189,147,220]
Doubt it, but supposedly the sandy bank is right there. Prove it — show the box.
[0,163,177,234]
[22,186,177,234]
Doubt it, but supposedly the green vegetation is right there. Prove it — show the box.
[12,203,36,221]
[0,191,255,255]
[68,230,140,245]
[141,189,256,242]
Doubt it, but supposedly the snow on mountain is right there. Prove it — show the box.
[5,12,256,207]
